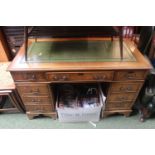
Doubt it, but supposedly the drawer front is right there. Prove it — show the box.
[12,72,46,82]
[16,84,49,95]
[114,70,147,81]
[105,101,133,110]
[25,104,54,112]
[46,71,114,82]
[22,96,51,104]
[110,82,142,93]
[107,93,136,102]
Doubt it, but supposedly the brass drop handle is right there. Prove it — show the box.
[126,72,136,79]
[117,96,127,101]
[119,86,132,91]
[53,76,59,80]
[31,74,36,79]
[31,99,41,102]
[24,74,36,80]
[126,86,132,91]
[101,75,106,79]
[116,102,122,107]
[61,75,68,80]
[31,99,35,102]
[93,75,100,80]
[31,88,40,93]
[119,87,125,91]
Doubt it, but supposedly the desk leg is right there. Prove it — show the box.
[8,93,19,112]
[102,110,132,118]
[11,90,25,112]
[26,111,57,120]
[0,96,7,109]
[124,112,131,117]
[27,112,38,120]
[8,91,25,113]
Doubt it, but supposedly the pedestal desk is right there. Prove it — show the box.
[8,38,152,119]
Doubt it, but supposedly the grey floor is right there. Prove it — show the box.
[1,97,155,129]
[0,112,155,129]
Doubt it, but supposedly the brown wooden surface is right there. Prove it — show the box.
[16,83,50,95]
[22,96,51,103]
[109,82,142,93]
[107,92,136,102]
[15,82,55,119]
[114,70,148,81]
[46,71,114,82]
[104,101,133,110]
[25,104,54,112]
[0,30,12,61]
[0,62,15,90]
[0,41,9,62]
[8,38,152,71]
[8,37,153,119]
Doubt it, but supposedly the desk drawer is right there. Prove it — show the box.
[22,96,51,104]
[105,101,133,110]
[114,70,147,81]
[25,104,53,112]
[46,71,114,82]
[107,93,136,102]
[16,84,49,95]
[110,82,142,93]
[12,72,46,82]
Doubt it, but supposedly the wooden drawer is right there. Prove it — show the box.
[22,96,51,104]
[46,71,114,82]
[114,70,147,81]
[12,72,46,82]
[25,104,54,112]
[107,93,136,102]
[110,82,142,93]
[105,101,133,110]
[16,83,49,95]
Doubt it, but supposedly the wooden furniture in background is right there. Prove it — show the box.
[0,62,24,113]
[8,37,152,119]
[0,29,13,61]
[1,26,25,58]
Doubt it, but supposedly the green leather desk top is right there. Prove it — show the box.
[26,40,136,63]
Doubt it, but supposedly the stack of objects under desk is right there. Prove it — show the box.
[8,38,152,119]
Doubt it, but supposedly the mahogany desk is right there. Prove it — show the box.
[8,38,152,119]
